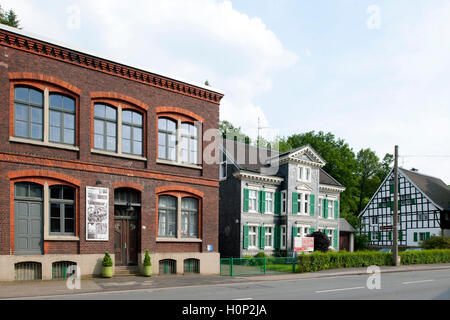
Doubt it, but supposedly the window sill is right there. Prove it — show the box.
[156,159,202,170]
[91,149,147,161]
[45,235,80,241]
[10,136,80,151]
[156,238,202,243]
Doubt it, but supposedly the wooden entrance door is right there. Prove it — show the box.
[114,218,139,266]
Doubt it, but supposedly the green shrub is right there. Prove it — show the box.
[354,234,369,251]
[420,236,450,250]
[297,249,450,273]
[143,249,152,267]
[254,252,268,258]
[102,251,113,267]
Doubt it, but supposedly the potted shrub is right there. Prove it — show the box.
[102,251,113,278]
[142,249,152,277]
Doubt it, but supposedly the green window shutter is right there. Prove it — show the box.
[414,232,418,242]
[259,191,266,213]
[274,192,281,215]
[258,226,265,249]
[243,225,249,249]
[389,232,392,241]
[399,231,403,241]
[243,189,249,212]
[274,226,280,249]
[309,227,315,233]
[378,232,381,240]
[390,184,394,194]
[292,192,298,214]
[368,232,372,241]
[324,228,327,236]
[292,226,298,247]
[323,199,328,218]
[309,194,315,216]
[334,200,339,219]
[334,231,338,249]
[426,232,430,240]
[411,199,416,205]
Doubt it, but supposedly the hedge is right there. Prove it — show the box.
[297,249,450,273]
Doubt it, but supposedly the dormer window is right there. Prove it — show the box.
[298,166,311,182]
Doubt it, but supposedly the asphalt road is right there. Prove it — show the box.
[27,268,450,300]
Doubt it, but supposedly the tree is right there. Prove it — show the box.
[0,6,20,28]
[204,80,210,86]
[309,231,330,253]
[356,148,380,213]
[219,120,251,144]
[284,131,359,217]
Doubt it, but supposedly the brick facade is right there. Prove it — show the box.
[0,26,223,279]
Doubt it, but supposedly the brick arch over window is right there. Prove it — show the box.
[90,92,149,112]
[155,106,204,123]
[112,181,144,192]
[9,72,82,95]
[8,170,81,187]
[156,185,204,198]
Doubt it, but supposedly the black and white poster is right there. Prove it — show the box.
[86,186,109,241]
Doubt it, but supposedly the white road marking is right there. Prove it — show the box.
[402,279,435,285]
[233,298,253,300]
[315,286,365,294]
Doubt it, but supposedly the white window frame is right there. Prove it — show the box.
[281,191,287,214]
[248,189,258,213]
[264,225,274,249]
[327,199,334,219]
[318,197,324,217]
[265,191,274,214]
[297,165,312,182]
[248,225,258,249]
[280,225,286,249]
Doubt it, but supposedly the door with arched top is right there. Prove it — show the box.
[114,189,141,266]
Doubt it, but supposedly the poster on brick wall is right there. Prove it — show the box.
[86,186,109,241]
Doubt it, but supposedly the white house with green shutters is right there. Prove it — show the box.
[218,140,345,257]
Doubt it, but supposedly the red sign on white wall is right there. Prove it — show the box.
[294,237,314,252]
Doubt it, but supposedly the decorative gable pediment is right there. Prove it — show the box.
[296,183,313,192]
[286,146,326,168]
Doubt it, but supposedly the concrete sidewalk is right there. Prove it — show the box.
[1,263,450,299]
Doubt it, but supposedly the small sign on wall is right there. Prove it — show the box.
[86,186,109,241]
[294,237,314,252]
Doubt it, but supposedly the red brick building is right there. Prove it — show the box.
[0,25,224,280]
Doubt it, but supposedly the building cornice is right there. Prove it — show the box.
[319,184,346,193]
[233,171,284,185]
[276,157,325,168]
[0,27,224,105]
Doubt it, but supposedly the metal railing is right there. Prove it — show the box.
[220,257,297,276]
[52,261,77,279]
[14,262,42,281]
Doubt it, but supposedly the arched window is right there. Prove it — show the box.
[49,185,76,235]
[180,123,198,165]
[181,197,198,238]
[14,86,44,140]
[122,110,143,156]
[158,118,177,161]
[94,103,117,152]
[158,195,177,238]
[49,93,76,145]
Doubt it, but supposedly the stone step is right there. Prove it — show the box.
[114,266,140,276]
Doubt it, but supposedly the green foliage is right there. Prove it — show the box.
[420,236,450,250]
[354,234,369,251]
[297,250,450,273]
[0,6,20,28]
[143,249,152,266]
[102,251,113,267]
[254,252,268,258]
[310,231,330,253]
[219,120,251,144]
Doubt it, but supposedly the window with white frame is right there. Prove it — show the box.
[219,149,227,180]
[248,190,258,212]
[248,226,258,248]
[265,192,274,213]
[297,192,303,214]
[318,197,324,217]
[327,229,333,245]
[281,191,287,214]
[264,226,273,248]
[280,225,286,249]
[328,199,334,219]
[372,216,378,224]
[298,166,312,182]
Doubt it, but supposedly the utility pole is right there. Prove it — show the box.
[392,145,400,266]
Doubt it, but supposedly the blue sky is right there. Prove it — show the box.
[3,0,450,183]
